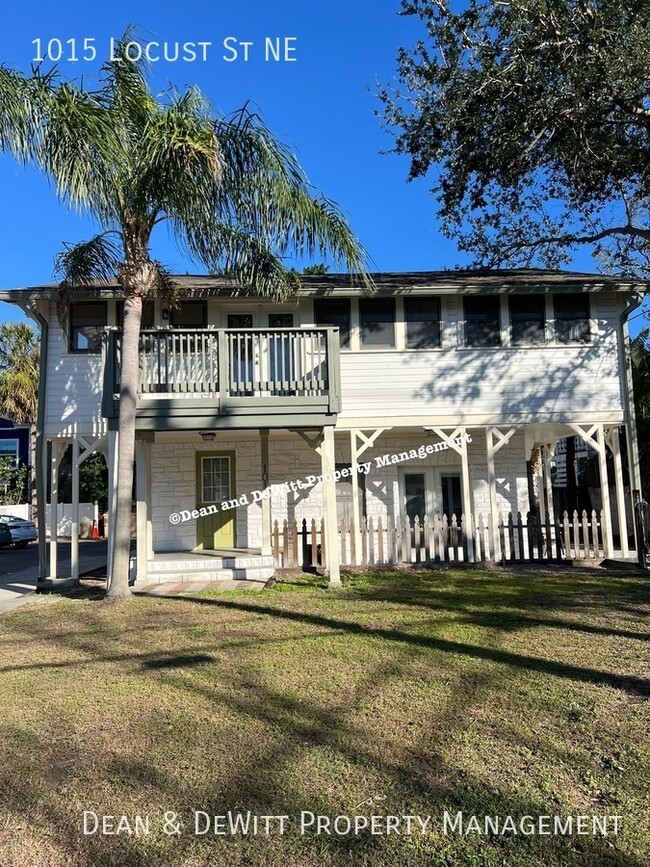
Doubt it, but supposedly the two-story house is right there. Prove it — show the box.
[1,269,644,587]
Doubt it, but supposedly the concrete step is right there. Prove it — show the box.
[142,567,275,584]
[147,555,274,573]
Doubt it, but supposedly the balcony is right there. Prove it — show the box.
[102,327,341,430]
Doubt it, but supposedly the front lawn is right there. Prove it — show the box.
[0,570,648,866]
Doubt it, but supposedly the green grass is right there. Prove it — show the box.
[0,569,648,866]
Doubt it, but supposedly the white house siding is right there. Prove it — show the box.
[43,293,626,433]
[45,302,106,437]
[337,342,623,425]
[149,430,530,552]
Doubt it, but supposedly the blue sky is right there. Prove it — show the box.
[0,0,647,335]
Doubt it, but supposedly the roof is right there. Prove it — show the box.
[0,268,647,304]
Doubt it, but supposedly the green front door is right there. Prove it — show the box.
[196,452,236,550]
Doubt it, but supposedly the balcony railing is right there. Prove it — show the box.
[102,327,341,428]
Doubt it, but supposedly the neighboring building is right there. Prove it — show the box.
[0,269,644,585]
[0,415,30,504]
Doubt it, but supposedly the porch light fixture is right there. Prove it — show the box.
[199,431,216,442]
[162,308,170,320]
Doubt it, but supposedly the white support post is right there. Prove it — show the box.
[597,425,614,558]
[350,432,362,564]
[321,426,341,588]
[135,440,148,583]
[49,441,61,580]
[260,430,272,556]
[106,429,118,588]
[486,428,500,561]
[459,427,474,563]
[71,438,80,582]
[609,427,629,557]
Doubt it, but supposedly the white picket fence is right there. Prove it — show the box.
[273,510,612,568]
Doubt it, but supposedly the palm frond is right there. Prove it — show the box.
[54,234,122,287]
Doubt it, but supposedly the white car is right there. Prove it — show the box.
[0,515,38,548]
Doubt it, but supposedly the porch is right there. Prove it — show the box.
[102,327,341,430]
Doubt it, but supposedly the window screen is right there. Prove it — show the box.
[313,299,350,348]
[554,295,590,343]
[404,297,441,348]
[69,302,107,353]
[509,296,545,345]
[463,297,501,347]
[359,298,395,348]
[170,301,207,328]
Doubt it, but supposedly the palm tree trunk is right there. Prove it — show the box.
[106,294,142,599]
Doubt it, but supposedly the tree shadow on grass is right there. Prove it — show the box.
[164,595,650,698]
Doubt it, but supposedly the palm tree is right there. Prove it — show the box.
[0,323,39,515]
[0,323,39,425]
[0,32,370,598]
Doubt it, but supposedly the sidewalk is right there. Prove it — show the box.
[0,578,37,614]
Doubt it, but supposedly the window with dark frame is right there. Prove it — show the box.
[313,298,351,348]
[553,294,591,343]
[170,301,207,328]
[404,296,441,349]
[463,296,501,347]
[509,295,546,346]
[0,439,19,467]
[116,300,155,329]
[359,298,395,348]
[69,302,107,353]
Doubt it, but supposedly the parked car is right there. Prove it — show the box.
[0,515,37,548]
[0,523,12,547]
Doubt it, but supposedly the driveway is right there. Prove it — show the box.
[0,540,108,614]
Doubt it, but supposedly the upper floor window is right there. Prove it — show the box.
[359,298,395,348]
[227,314,253,329]
[404,297,441,349]
[268,313,294,328]
[170,301,207,328]
[554,295,591,344]
[313,298,350,348]
[463,296,501,347]
[0,438,19,467]
[509,295,546,345]
[117,300,154,329]
[69,302,107,353]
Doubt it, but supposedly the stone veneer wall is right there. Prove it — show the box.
[150,430,531,552]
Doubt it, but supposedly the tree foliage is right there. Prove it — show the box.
[0,323,39,425]
[379,0,650,275]
[0,457,28,505]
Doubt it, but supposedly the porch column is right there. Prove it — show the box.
[459,427,474,563]
[135,439,150,583]
[485,428,500,561]
[71,437,80,582]
[608,427,629,557]
[350,432,361,562]
[49,441,61,580]
[321,426,341,588]
[106,429,118,588]
[36,432,48,583]
[597,426,614,558]
[260,430,272,556]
